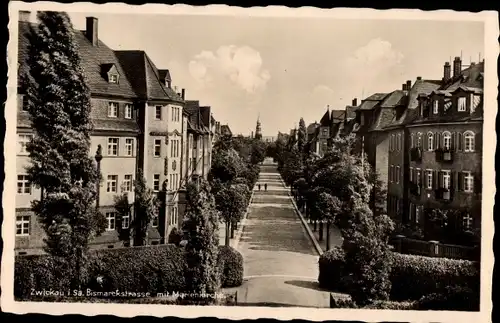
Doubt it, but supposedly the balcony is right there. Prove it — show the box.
[435,148,454,163]
[410,147,422,162]
[435,188,452,201]
[409,182,422,198]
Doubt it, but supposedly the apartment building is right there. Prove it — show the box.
[16,15,141,253]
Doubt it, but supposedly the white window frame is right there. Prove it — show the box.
[122,212,130,229]
[417,132,422,148]
[416,168,421,185]
[464,131,475,152]
[17,174,31,194]
[105,212,116,231]
[109,74,118,84]
[463,213,473,230]
[108,102,118,118]
[16,215,30,236]
[409,167,413,182]
[442,170,451,189]
[18,134,32,155]
[107,175,118,193]
[426,170,433,190]
[125,138,134,156]
[124,104,133,119]
[396,166,400,183]
[427,132,434,151]
[108,138,119,156]
[458,97,466,112]
[442,131,451,150]
[463,172,474,193]
[433,100,439,114]
[153,174,160,192]
[152,214,159,227]
[389,165,394,182]
[123,174,133,192]
[154,139,162,157]
[397,134,401,151]
[155,106,162,120]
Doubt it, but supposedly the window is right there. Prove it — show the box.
[396,166,400,183]
[389,165,394,182]
[124,104,133,119]
[107,175,118,193]
[427,132,434,151]
[172,107,180,122]
[458,97,466,111]
[442,171,451,189]
[123,174,133,192]
[109,74,118,84]
[426,170,433,189]
[153,174,160,191]
[22,95,29,111]
[464,131,475,152]
[442,132,451,150]
[462,213,473,230]
[107,138,119,156]
[397,134,402,151]
[18,134,32,154]
[122,212,130,229]
[17,175,31,194]
[433,100,439,114]
[154,139,162,157]
[125,138,134,156]
[416,169,421,185]
[155,106,162,120]
[152,214,159,227]
[16,215,30,236]
[108,102,118,117]
[410,134,414,148]
[463,172,473,192]
[417,132,422,148]
[409,167,413,182]
[105,212,116,231]
[415,206,421,223]
[173,207,178,225]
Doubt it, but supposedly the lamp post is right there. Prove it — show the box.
[95,144,103,210]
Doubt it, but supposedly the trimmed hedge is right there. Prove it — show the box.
[15,244,245,301]
[318,248,479,302]
[416,286,479,311]
[218,245,244,288]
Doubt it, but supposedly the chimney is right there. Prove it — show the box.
[352,98,357,106]
[416,76,422,80]
[86,17,98,46]
[443,62,451,82]
[19,11,31,22]
[406,80,412,91]
[402,83,406,91]
[470,62,476,66]
[181,88,185,100]
[453,56,461,78]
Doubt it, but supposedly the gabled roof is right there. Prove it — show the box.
[221,124,232,136]
[441,61,484,91]
[380,90,407,108]
[345,106,358,119]
[357,93,389,111]
[185,100,209,134]
[331,110,345,121]
[115,50,183,102]
[319,109,330,126]
[18,21,137,98]
[307,122,320,134]
[158,69,171,82]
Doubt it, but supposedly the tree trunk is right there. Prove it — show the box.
[319,221,324,241]
[326,222,331,251]
[225,222,230,246]
[313,220,317,232]
[230,221,235,238]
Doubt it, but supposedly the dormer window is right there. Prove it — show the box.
[433,100,439,114]
[109,74,118,84]
[457,96,466,112]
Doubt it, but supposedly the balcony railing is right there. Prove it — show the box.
[435,148,453,163]
[410,147,422,162]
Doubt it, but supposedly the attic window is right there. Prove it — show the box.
[109,74,118,84]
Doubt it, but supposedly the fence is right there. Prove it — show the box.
[392,235,479,261]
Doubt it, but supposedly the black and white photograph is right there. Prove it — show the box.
[2,2,497,322]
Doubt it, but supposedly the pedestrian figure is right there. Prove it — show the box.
[264,183,267,191]
[258,183,261,191]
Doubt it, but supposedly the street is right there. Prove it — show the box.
[224,158,330,307]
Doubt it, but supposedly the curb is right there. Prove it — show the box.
[230,188,255,250]
[278,175,323,256]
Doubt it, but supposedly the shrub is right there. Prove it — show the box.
[318,246,347,292]
[218,245,244,288]
[416,285,480,311]
[168,227,183,246]
[318,249,479,302]
[363,300,416,310]
[389,253,479,301]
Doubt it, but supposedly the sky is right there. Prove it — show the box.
[62,12,484,136]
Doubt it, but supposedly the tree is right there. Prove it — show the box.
[281,146,303,187]
[213,183,249,245]
[183,179,221,297]
[23,11,105,289]
[297,118,307,159]
[315,192,342,251]
[210,147,245,184]
[113,192,132,242]
[250,139,266,165]
[131,169,158,246]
